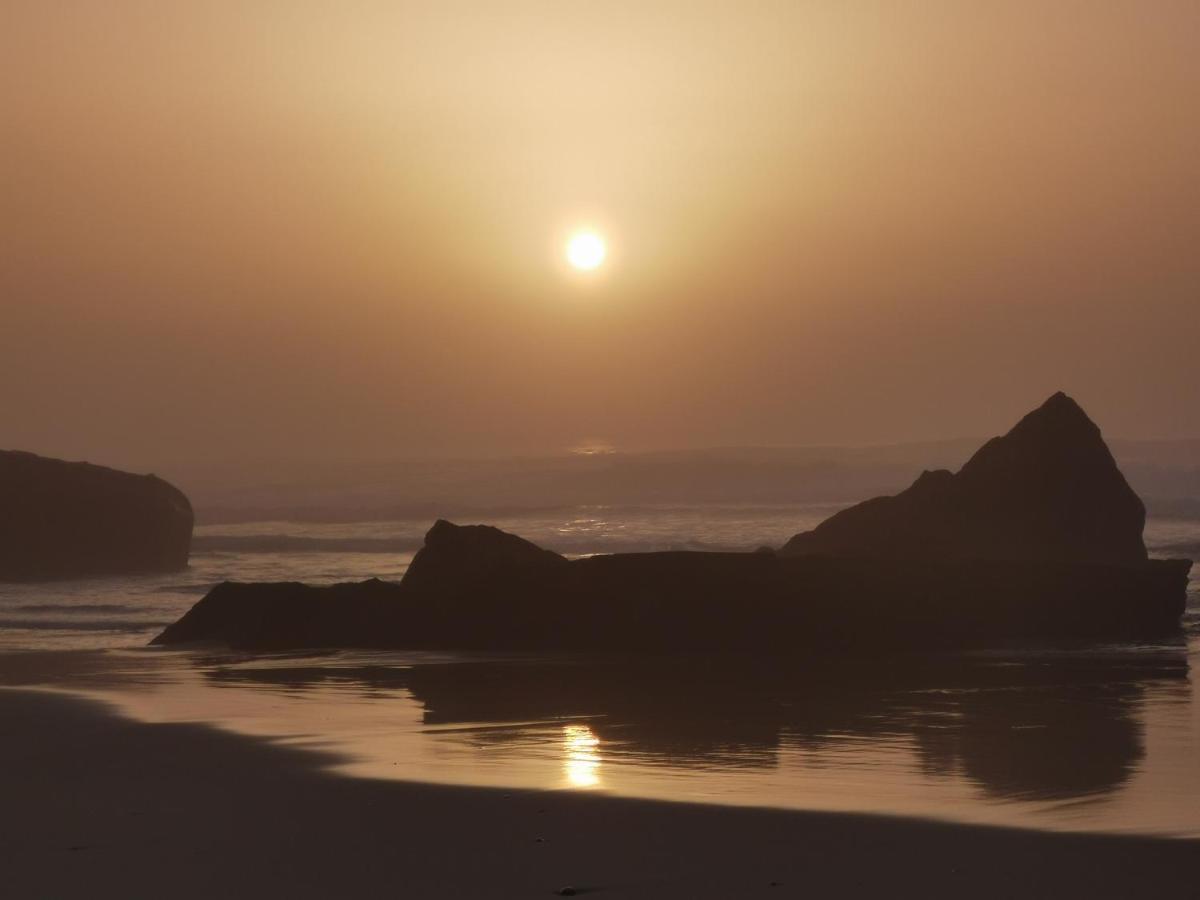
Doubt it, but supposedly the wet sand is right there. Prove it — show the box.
[1,687,1197,899]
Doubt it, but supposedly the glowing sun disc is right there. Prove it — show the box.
[566,231,606,270]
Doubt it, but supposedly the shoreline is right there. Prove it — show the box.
[1,687,1197,898]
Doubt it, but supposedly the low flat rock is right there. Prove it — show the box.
[153,524,1191,651]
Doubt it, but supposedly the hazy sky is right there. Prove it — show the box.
[4,1,1198,468]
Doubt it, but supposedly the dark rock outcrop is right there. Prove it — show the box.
[401,519,569,597]
[152,578,394,648]
[0,450,193,580]
[154,524,1191,651]
[152,394,1192,652]
[780,393,1147,563]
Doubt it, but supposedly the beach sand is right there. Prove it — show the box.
[1,687,1197,899]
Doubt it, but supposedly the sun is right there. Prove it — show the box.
[566,230,606,271]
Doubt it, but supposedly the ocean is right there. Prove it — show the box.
[1,505,1198,837]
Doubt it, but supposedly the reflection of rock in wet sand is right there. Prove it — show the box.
[206,649,1188,802]
[909,672,1149,801]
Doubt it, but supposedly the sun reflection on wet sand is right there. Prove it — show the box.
[563,724,601,788]
[18,644,1200,837]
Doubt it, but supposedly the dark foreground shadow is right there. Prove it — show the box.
[1,687,1197,900]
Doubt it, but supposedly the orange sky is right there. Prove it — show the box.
[3,1,1198,467]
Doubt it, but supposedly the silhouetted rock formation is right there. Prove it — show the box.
[780,393,1147,563]
[0,450,193,580]
[154,525,1191,651]
[153,394,1193,652]
[401,519,569,598]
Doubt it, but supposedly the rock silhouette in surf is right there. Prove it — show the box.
[0,450,193,580]
[780,392,1146,563]
[153,394,1192,651]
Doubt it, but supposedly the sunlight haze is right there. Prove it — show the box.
[4,1,1198,469]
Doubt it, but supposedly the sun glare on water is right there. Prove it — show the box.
[566,231,606,271]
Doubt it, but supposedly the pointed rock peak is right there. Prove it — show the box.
[1027,390,1090,419]
[959,391,1112,480]
[1007,391,1099,438]
[1041,390,1077,409]
[781,392,1147,564]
